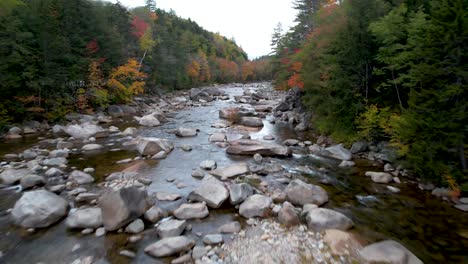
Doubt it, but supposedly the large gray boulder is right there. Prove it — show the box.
[65,207,103,229]
[145,236,195,258]
[175,127,198,137]
[239,194,272,218]
[365,171,393,183]
[188,176,229,208]
[350,141,368,154]
[190,88,214,102]
[156,219,187,238]
[69,170,94,184]
[173,203,209,220]
[229,183,253,205]
[210,163,249,180]
[305,208,353,231]
[359,240,423,264]
[98,187,149,231]
[136,137,174,156]
[135,114,160,127]
[239,117,264,128]
[64,123,106,140]
[226,139,292,157]
[0,168,32,185]
[321,144,352,160]
[12,190,68,228]
[285,179,328,206]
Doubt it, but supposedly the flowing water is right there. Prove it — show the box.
[0,84,467,263]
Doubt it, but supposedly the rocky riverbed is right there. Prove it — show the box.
[0,82,467,264]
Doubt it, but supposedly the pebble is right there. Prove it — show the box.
[95,227,106,237]
[81,228,94,235]
[128,235,142,243]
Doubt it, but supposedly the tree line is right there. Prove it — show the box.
[271,0,467,188]
[0,0,271,125]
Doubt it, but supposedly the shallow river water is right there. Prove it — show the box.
[0,84,467,264]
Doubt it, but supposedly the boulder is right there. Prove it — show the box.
[175,127,198,137]
[305,208,353,231]
[285,179,328,206]
[210,163,249,180]
[70,170,94,184]
[49,149,69,158]
[144,236,195,258]
[107,105,124,117]
[219,221,241,234]
[321,144,352,160]
[365,171,393,183]
[0,168,32,185]
[125,219,145,234]
[323,229,362,256]
[144,206,166,223]
[190,88,213,102]
[99,187,149,231]
[64,123,106,140]
[275,102,290,112]
[229,183,253,205]
[20,174,46,189]
[173,203,209,220]
[12,190,68,228]
[122,127,137,136]
[135,114,160,127]
[45,168,64,177]
[239,117,264,127]
[239,194,272,218]
[136,137,174,156]
[188,176,229,208]
[350,141,368,154]
[156,219,187,238]
[283,139,300,146]
[66,207,103,229]
[226,139,292,157]
[278,201,300,226]
[359,240,423,264]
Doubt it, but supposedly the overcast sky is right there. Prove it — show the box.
[110,0,297,59]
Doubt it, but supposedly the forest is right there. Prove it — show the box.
[271,0,467,186]
[0,0,271,125]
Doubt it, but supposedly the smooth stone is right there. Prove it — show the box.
[226,139,292,157]
[323,229,362,256]
[156,192,181,201]
[209,133,226,142]
[200,160,217,170]
[144,236,195,258]
[175,127,198,137]
[239,194,272,218]
[188,176,229,208]
[173,203,209,220]
[12,190,68,228]
[285,179,328,206]
[359,240,423,264]
[144,206,166,223]
[119,250,136,258]
[203,234,223,245]
[229,183,253,205]
[210,163,249,179]
[125,218,145,234]
[0,168,32,185]
[365,171,393,183]
[81,144,103,151]
[156,219,187,238]
[66,207,103,229]
[278,201,300,226]
[20,175,46,189]
[305,208,353,231]
[69,170,94,184]
[191,168,205,179]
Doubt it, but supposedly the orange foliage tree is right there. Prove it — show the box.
[107,59,146,103]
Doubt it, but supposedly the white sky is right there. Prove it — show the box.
[109,0,297,59]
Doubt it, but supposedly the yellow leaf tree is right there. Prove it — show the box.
[107,59,147,103]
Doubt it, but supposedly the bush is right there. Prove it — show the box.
[357,104,392,141]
